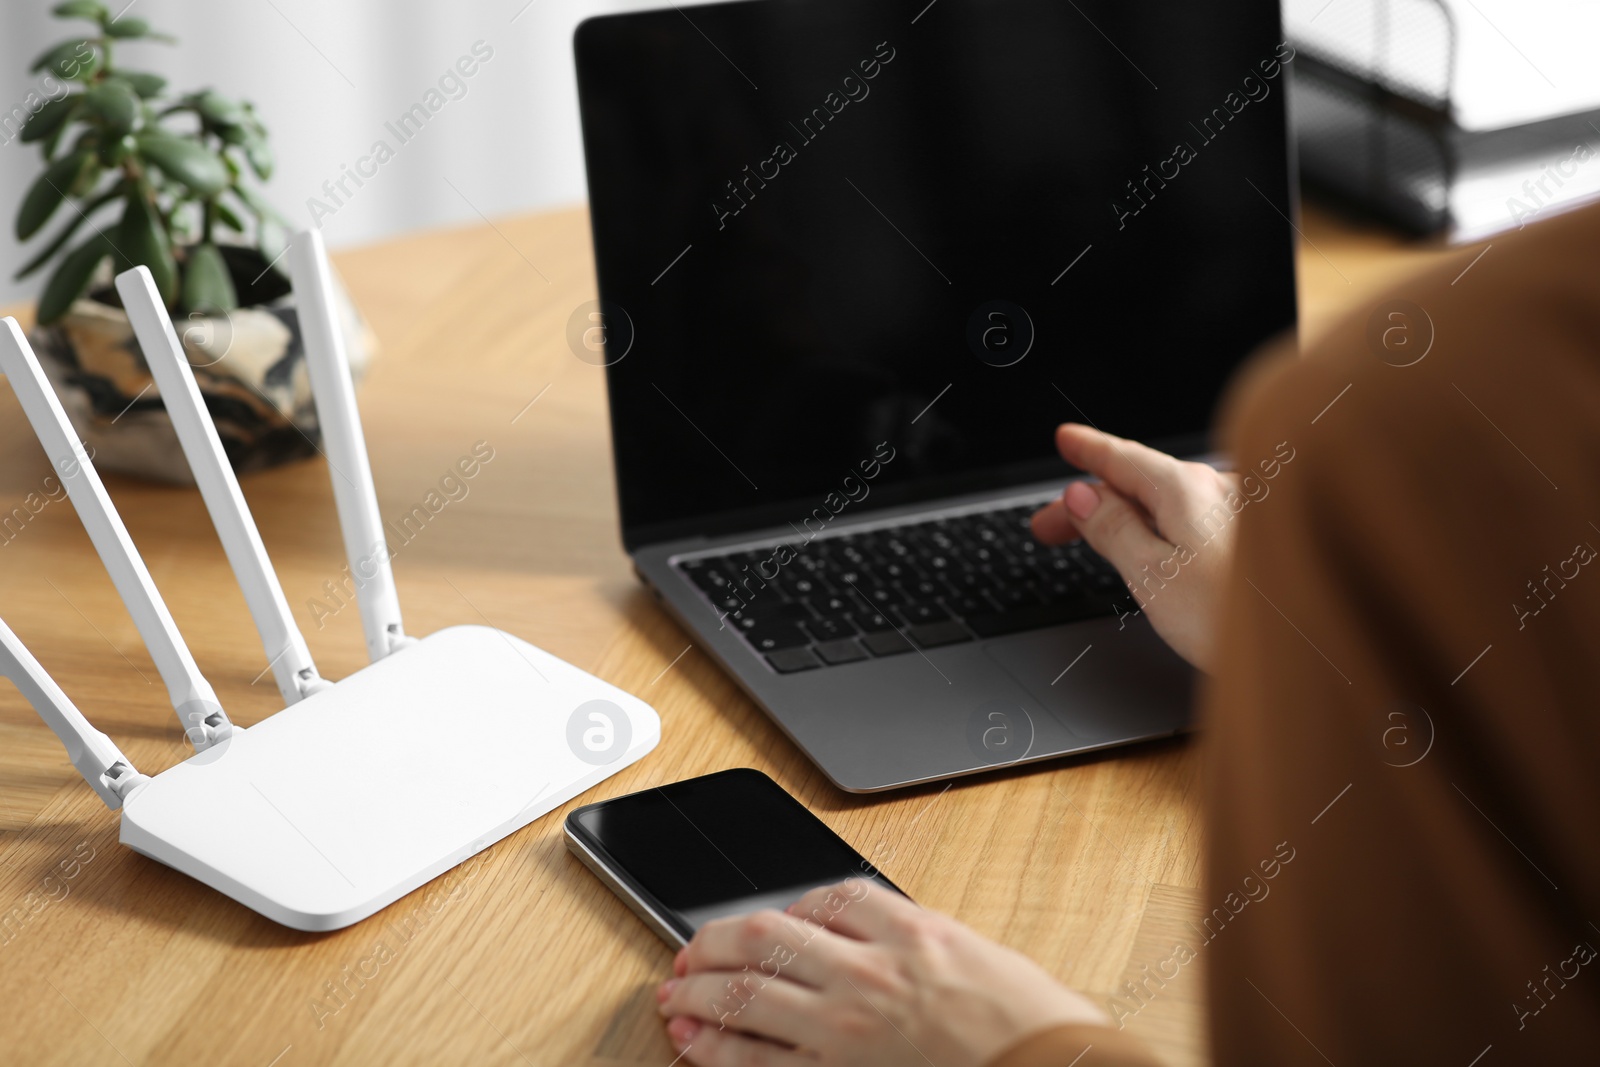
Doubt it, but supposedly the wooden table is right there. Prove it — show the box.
[0,202,1462,1066]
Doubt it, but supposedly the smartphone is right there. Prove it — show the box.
[564,768,903,946]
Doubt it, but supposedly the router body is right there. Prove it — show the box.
[122,625,657,930]
[0,232,659,931]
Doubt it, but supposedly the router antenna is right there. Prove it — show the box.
[287,230,414,662]
[116,267,331,705]
[0,614,148,809]
[1,317,232,750]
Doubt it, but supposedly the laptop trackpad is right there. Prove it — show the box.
[983,616,1196,743]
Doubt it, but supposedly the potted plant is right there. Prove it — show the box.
[13,0,372,480]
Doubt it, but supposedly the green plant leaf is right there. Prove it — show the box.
[195,90,247,127]
[134,131,227,197]
[70,51,101,82]
[15,149,93,241]
[50,1,107,20]
[13,181,125,281]
[122,71,167,98]
[67,158,101,198]
[19,94,80,145]
[222,113,273,150]
[181,242,238,315]
[97,132,137,168]
[116,190,178,305]
[243,134,273,180]
[43,117,72,161]
[82,79,140,137]
[213,201,246,232]
[30,39,96,78]
[104,16,151,38]
[36,233,111,324]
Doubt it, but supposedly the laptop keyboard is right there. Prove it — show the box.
[674,502,1127,673]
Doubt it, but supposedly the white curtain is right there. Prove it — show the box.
[0,0,673,307]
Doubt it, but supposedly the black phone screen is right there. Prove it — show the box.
[567,769,901,941]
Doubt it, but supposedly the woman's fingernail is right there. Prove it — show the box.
[667,1016,702,1048]
[1064,481,1100,520]
[656,978,679,1005]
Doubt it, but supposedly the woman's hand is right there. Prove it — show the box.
[1031,424,1240,671]
[659,878,1106,1066]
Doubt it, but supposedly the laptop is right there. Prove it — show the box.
[573,0,1297,792]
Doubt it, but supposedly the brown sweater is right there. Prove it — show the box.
[993,202,1600,1065]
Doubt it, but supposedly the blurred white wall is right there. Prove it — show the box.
[0,0,675,308]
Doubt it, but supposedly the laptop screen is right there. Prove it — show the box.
[575,0,1297,550]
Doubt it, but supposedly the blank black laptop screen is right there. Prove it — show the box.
[574,0,1297,549]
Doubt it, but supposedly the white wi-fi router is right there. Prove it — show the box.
[0,231,659,931]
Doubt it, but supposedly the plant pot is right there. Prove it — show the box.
[26,272,375,484]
